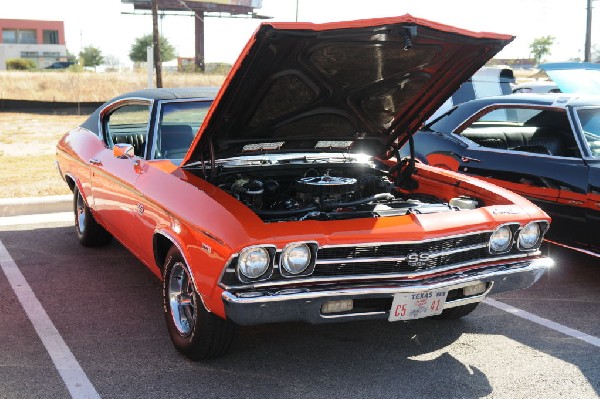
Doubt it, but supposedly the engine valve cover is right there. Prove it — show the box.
[296,175,358,196]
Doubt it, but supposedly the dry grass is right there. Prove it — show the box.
[2,154,70,197]
[0,70,226,102]
[0,113,86,197]
[513,68,544,83]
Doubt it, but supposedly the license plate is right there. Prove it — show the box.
[388,290,447,321]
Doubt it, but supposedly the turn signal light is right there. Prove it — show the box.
[321,299,353,314]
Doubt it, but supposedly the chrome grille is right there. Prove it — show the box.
[220,232,494,288]
[313,246,490,276]
[317,233,489,261]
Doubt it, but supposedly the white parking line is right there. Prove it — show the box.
[485,298,600,347]
[546,240,600,258]
[0,240,100,399]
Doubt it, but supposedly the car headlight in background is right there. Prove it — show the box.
[238,247,270,279]
[281,243,312,275]
[489,225,513,253]
[518,222,541,250]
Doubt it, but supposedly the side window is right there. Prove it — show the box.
[104,103,151,157]
[153,101,212,160]
[459,107,580,158]
[577,108,600,158]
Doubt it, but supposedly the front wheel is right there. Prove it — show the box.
[162,246,235,360]
[73,186,112,247]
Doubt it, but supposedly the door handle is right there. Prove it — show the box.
[89,158,102,165]
[461,156,481,163]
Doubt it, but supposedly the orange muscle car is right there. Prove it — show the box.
[56,15,553,360]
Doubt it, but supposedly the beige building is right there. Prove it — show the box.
[0,19,68,69]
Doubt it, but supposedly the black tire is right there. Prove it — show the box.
[435,302,479,320]
[73,186,112,247]
[162,246,235,360]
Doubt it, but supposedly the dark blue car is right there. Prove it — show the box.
[405,93,600,253]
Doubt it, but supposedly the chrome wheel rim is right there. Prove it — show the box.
[168,262,196,336]
[76,192,86,235]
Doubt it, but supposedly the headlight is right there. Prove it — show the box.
[518,222,541,250]
[238,247,270,279]
[281,243,311,275]
[489,225,513,253]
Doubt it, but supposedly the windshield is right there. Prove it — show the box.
[153,100,212,160]
[544,68,600,95]
[577,108,600,157]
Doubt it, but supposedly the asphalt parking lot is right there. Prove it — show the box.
[0,217,598,399]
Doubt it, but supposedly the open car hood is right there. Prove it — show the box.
[540,62,600,95]
[183,15,513,165]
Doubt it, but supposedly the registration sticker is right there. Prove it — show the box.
[388,290,447,321]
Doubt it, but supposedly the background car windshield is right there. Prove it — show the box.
[577,108,600,157]
[477,107,542,124]
[544,69,600,95]
[154,101,212,160]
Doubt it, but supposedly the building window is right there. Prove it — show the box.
[43,30,59,44]
[1,29,39,44]
[18,29,37,44]
[2,29,17,43]
[21,51,39,58]
[42,51,60,57]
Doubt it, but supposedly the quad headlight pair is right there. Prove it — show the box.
[489,222,547,254]
[237,243,315,280]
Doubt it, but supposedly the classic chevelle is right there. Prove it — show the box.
[56,16,553,360]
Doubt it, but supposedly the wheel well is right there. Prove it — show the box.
[64,175,76,192]
[153,233,174,271]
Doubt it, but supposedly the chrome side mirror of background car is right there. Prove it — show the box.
[114,143,135,159]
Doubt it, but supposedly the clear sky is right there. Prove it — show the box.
[2,0,599,67]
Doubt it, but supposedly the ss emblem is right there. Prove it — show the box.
[407,252,430,267]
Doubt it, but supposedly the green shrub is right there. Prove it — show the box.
[68,63,84,72]
[6,58,37,70]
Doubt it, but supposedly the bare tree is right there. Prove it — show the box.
[103,55,121,72]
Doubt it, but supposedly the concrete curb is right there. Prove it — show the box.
[0,195,72,218]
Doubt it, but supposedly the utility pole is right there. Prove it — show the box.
[585,0,593,62]
[151,0,163,88]
[194,10,205,72]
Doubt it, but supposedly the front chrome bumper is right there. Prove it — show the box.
[222,257,553,325]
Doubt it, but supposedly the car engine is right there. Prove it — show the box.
[217,165,471,222]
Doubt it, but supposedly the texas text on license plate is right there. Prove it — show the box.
[388,290,447,321]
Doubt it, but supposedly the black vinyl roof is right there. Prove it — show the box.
[107,87,219,101]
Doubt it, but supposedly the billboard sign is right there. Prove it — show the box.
[122,0,262,10]
[185,0,262,7]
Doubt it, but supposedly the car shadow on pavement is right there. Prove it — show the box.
[219,318,491,398]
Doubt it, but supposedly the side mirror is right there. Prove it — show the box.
[113,143,135,159]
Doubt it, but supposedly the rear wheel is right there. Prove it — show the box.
[436,303,479,319]
[162,246,234,360]
[73,186,112,247]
